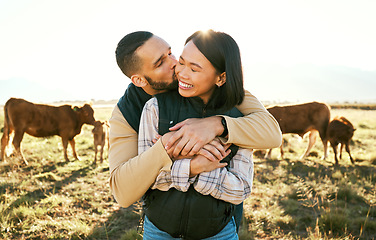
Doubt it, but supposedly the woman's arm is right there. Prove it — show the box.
[193,148,254,205]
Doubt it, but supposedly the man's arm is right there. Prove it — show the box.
[166,90,282,157]
[108,106,172,208]
[224,90,282,149]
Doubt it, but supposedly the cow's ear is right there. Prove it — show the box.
[73,106,79,112]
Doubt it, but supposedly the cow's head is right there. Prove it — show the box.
[74,104,96,125]
[92,120,104,134]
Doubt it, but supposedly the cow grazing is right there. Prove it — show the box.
[265,102,330,160]
[1,98,96,165]
[327,116,356,165]
[92,120,109,164]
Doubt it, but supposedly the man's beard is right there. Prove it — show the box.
[144,73,178,91]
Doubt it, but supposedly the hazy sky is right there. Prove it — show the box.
[1,0,375,104]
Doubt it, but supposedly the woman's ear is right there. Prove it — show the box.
[216,72,226,87]
[130,74,148,88]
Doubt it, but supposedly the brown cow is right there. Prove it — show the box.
[327,116,355,165]
[1,98,96,165]
[265,102,330,160]
[92,120,109,164]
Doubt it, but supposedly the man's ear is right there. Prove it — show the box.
[130,74,148,88]
[216,72,226,87]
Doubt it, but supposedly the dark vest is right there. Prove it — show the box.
[117,83,152,132]
[144,91,243,240]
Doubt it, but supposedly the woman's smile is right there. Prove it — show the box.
[178,80,194,89]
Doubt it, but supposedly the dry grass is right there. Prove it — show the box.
[0,105,375,239]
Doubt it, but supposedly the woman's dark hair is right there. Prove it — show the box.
[116,31,153,78]
[185,30,245,110]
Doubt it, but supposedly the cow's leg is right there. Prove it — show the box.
[322,139,328,160]
[100,144,104,163]
[265,149,272,159]
[62,138,70,162]
[6,133,15,157]
[339,143,344,159]
[345,142,354,164]
[69,139,79,160]
[318,127,328,160]
[300,131,317,159]
[1,111,10,162]
[1,131,9,162]
[12,130,27,165]
[93,145,98,164]
[279,144,284,159]
[331,143,339,165]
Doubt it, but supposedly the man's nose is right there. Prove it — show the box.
[169,54,177,68]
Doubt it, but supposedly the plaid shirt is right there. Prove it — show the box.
[138,97,254,205]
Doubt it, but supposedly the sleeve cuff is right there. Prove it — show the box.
[171,159,191,192]
[150,139,173,171]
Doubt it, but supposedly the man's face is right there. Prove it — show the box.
[136,36,178,95]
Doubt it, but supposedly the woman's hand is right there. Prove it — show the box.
[161,131,230,162]
[196,138,230,162]
[189,154,229,177]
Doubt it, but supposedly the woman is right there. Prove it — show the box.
[138,30,253,239]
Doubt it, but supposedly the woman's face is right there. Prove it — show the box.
[175,40,223,104]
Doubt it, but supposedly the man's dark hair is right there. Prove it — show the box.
[185,30,245,111]
[116,31,153,78]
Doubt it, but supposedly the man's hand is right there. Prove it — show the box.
[164,116,224,158]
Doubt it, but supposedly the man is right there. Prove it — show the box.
[109,31,282,209]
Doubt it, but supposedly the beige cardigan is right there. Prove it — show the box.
[108,90,282,208]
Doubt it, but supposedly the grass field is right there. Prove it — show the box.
[0,104,375,239]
